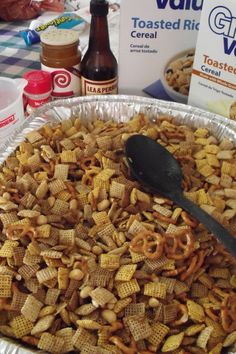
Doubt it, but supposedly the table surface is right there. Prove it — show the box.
[0,20,41,78]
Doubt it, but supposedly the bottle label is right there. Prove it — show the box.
[41,64,81,99]
[81,77,118,96]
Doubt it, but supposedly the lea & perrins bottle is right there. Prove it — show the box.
[80,0,118,96]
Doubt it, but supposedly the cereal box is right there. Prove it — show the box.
[188,0,236,120]
[118,0,203,103]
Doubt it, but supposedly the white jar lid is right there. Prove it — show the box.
[40,29,79,46]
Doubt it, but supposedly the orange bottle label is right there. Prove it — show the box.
[81,77,118,96]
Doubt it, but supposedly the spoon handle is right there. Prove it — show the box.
[172,192,236,258]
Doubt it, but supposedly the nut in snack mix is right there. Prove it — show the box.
[119,0,202,103]
[0,110,236,353]
[188,0,236,121]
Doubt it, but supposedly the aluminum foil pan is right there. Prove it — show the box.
[1,95,236,164]
[0,95,236,354]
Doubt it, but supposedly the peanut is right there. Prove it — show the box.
[101,309,117,324]
[80,286,94,299]
[69,269,84,281]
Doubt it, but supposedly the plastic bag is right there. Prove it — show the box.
[0,0,65,21]
[21,11,88,46]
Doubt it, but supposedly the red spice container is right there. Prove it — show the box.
[23,70,52,115]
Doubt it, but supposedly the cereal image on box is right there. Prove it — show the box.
[230,101,236,121]
[165,50,194,96]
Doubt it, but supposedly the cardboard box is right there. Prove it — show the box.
[188,0,236,120]
[118,0,202,103]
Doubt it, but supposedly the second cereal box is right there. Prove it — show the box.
[188,0,236,120]
[118,0,202,103]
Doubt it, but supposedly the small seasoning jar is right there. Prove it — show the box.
[23,70,52,115]
[40,29,81,99]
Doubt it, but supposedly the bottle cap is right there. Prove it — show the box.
[23,70,52,95]
[40,29,79,46]
[90,0,108,16]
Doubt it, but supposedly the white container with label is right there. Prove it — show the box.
[0,77,27,144]
[40,29,81,99]
[118,0,203,103]
[188,0,236,120]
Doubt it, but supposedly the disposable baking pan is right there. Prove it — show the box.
[0,95,236,354]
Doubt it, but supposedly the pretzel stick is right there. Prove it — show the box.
[109,336,137,354]
[22,336,39,346]
[181,211,198,228]
[221,295,236,332]
[162,266,186,277]
[205,308,219,322]
[108,321,123,333]
[153,211,176,225]
[0,298,12,311]
[173,304,188,326]
[180,255,198,281]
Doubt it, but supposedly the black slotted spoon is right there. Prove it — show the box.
[125,134,236,258]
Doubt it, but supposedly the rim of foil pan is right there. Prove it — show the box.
[0,94,236,354]
[1,94,236,166]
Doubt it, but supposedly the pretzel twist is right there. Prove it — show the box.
[81,174,94,186]
[81,168,100,187]
[165,230,195,260]
[163,130,185,140]
[6,224,37,240]
[130,230,164,260]
[80,156,97,170]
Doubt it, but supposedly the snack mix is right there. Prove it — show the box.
[0,113,236,354]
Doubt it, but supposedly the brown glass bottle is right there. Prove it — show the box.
[80,0,118,96]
